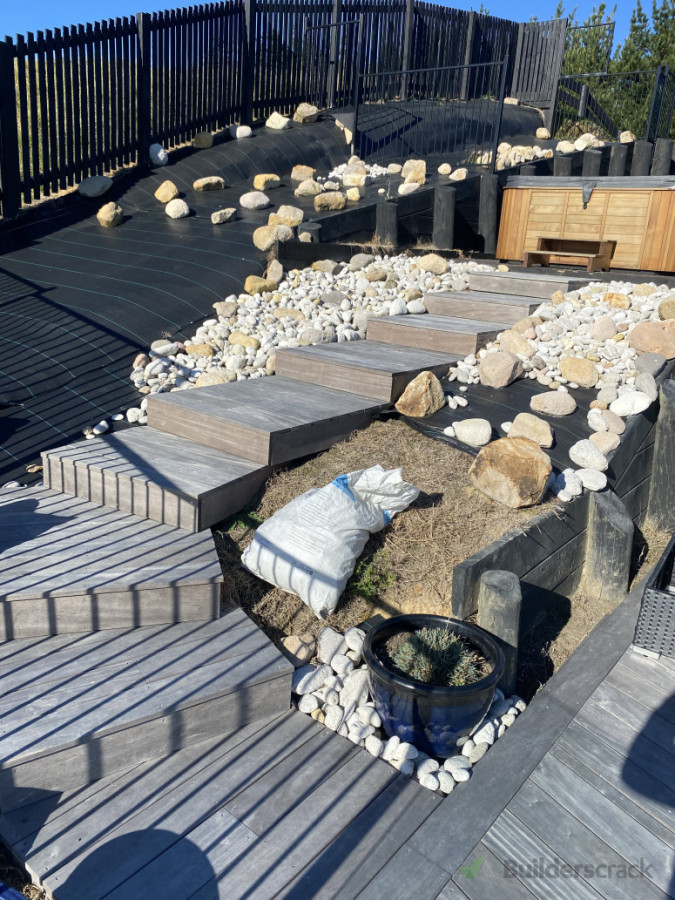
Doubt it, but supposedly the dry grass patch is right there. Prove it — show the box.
[214,418,552,644]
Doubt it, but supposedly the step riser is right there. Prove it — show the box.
[274,353,452,402]
[43,449,269,532]
[0,671,291,812]
[365,319,495,355]
[423,294,538,325]
[0,585,220,641]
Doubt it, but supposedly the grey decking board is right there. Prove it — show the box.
[368,314,510,334]
[468,271,589,298]
[23,712,317,893]
[589,679,675,749]
[423,291,540,325]
[574,702,675,790]
[188,751,398,900]
[484,808,605,900]
[504,779,668,900]
[448,844,537,900]
[275,341,457,371]
[406,581,645,875]
[530,754,675,892]
[366,315,507,355]
[606,653,675,715]
[354,846,451,900]
[556,721,675,832]
[0,486,223,601]
[277,775,441,900]
[225,728,357,834]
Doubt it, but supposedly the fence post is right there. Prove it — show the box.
[511,22,525,98]
[326,0,342,110]
[242,0,256,124]
[351,16,365,156]
[460,11,476,101]
[400,0,415,100]
[478,173,499,255]
[136,13,151,164]
[645,65,663,141]
[0,38,22,219]
[489,57,509,174]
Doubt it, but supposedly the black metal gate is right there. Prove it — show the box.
[303,18,362,111]
[511,19,567,108]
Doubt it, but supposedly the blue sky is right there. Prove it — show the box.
[3,1,633,48]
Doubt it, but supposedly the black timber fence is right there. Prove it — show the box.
[0,0,570,219]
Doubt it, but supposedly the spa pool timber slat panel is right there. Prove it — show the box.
[365,315,509,355]
[42,428,270,531]
[423,291,541,325]
[274,341,459,402]
[146,376,385,465]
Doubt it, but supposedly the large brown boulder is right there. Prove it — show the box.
[629,321,675,358]
[559,356,599,388]
[395,371,445,417]
[478,350,524,388]
[469,437,552,508]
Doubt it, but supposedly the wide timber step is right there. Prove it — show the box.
[42,428,270,532]
[469,270,589,298]
[0,485,223,640]
[274,341,460,402]
[366,314,509,355]
[0,607,293,813]
[146,376,384,465]
[423,290,541,325]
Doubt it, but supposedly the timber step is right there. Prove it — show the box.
[423,290,541,325]
[0,607,293,813]
[274,341,460,402]
[146,376,384,465]
[469,270,589,298]
[366,314,509,355]
[42,428,270,532]
[0,485,223,640]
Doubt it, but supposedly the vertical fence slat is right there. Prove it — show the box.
[14,36,32,205]
[136,12,151,162]
[0,38,21,217]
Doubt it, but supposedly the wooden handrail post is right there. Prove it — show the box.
[0,38,22,218]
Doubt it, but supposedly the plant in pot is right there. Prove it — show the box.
[363,614,504,758]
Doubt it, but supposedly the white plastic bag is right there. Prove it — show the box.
[241,464,419,618]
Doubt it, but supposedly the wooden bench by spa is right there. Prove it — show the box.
[523,237,617,273]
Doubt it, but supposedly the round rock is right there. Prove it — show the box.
[453,418,493,447]
[576,468,608,491]
[568,439,608,471]
[609,391,652,417]
[530,391,577,417]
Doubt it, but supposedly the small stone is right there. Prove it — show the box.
[438,771,455,794]
[478,350,524,388]
[349,253,374,270]
[395,371,445,417]
[438,163,452,175]
[195,370,234,387]
[444,755,471,772]
[314,192,346,211]
[154,180,179,203]
[468,742,489,764]
[393,742,419,761]
[253,224,293,251]
[449,168,467,181]
[346,187,361,202]
[293,102,319,123]
[501,713,516,727]
[469,437,552,508]
[240,190,270,210]
[340,669,371,710]
[569,439,608,471]
[268,205,304,227]
[620,130,636,143]
[461,739,475,757]
[387,163,402,174]
[416,253,448,275]
[281,633,316,667]
[472,721,496,746]
[344,626,365,654]
[602,409,626,435]
[416,758,440,776]
[453,418,492,447]
[324,704,344,731]
[165,198,191,219]
[419,773,440,791]
[609,391,652,417]
[149,143,169,166]
[658,297,675,320]
[291,164,316,182]
[211,207,237,224]
[310,708,325,724]
[192,131,214,148]
[530,391,577,417]
[559,356,598,388]
[635,352,666,377]
[577,469,608,491]
[507,412,553,448]
[401,158,426,183]
[78,175,113,197]
[604,291,630,309]
[635,373,657,401]
[499,330,534,358]
[294,179,323,197]
[590,316,617,341]
[266,111,291,130]
[381,736,401,762]
[230,124,252,139]
[398,182,419,195]
[193,175,226,191]
[331,653,354,677]
[536,126,550,140]
[365,735,384,757]
[213,300,238,318]
[589,431,620,454]
[292,663,333,695]
[298,694,319,713]
[587,408,609,433]
[96,201,123,227]
[253,173,281,191]
[317,626,348,665]
[244,275,276,295]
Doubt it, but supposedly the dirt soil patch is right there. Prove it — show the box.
[214,417,552,643]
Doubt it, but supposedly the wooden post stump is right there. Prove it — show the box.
[297,222,322,243]
[554,155,573,177]
[478,174,499,256]
[582,148,602,177]
[477,570,521,697]
[631,140,653,176]
[583,489,634,606]
[375,199,398,249]
[608,143,628,177]
[432,186,455,251]
[651,138,673,176]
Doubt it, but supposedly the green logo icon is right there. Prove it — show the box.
[460,857,486,879]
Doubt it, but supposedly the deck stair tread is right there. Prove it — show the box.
[469,270,590,298]
[366,314,509,355]
[42,428,270,531]
[0,485,223,640]
[423,290,541,325]
[0,607,293,811]
[274,340,460,401]
[146,375,384,465]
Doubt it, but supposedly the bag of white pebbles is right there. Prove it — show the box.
[241,464,419,619]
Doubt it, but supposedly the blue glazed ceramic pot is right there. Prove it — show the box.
[363,614,504,758]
